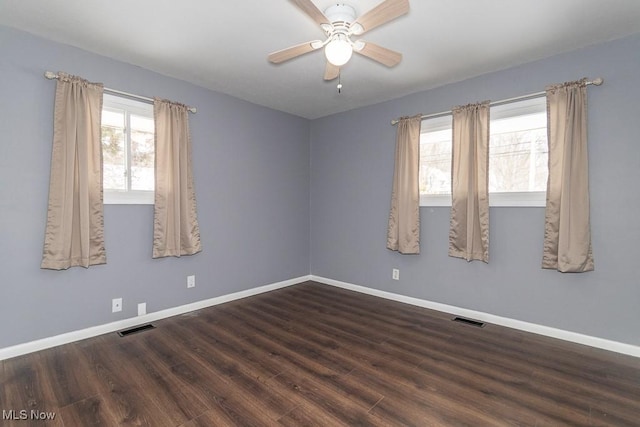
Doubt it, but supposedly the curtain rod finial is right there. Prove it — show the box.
[592,77,604,86]
[44,71,58,80]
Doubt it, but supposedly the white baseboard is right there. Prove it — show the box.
[0,275,311,361]
[5,274,638,360]
[311,275,640,358]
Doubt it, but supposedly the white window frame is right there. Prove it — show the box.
[102,94,154,205]
[419,96,548,208]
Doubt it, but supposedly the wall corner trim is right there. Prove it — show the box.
[310,275,640,359]
[0,275,311,361]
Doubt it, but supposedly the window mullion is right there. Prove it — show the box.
[528,132,535,190]
[125,111,132,192]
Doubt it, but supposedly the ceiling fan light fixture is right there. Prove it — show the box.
[325,36,353,66]
[268,0,409,80]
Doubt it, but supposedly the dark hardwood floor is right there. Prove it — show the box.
[1,281,639,426]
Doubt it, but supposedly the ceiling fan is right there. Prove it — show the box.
[268,0,410,81]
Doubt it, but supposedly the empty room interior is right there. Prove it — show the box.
[1,0,640,425]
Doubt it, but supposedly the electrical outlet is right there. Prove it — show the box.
[392,268,400,280]
[187,275,195,288]
[112,298,122,313]
[138,302,147,316]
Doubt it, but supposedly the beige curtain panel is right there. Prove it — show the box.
[41,73,106,270]
[153,98,202,258]
[449,101,490,262]
[542,79,594,272]
[387,114,422,254]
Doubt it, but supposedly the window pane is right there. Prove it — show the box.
[418,98,548,206]
[419,129,452,195]
[130,114,154,133]
[102,94,154,204]
[130,114,154,191]
[101,122,126,191]
[102,109,124,128]
[489,112,548,192]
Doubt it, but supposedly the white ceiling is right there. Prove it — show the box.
[2,0,640,119]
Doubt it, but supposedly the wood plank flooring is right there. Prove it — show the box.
[1,281,639,426]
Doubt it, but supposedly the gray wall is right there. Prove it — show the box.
[310,34,640,346]
[0,27,310,348]
[2,24,639,350]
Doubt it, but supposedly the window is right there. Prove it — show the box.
[419,96,548,207]
[101,94,154,204]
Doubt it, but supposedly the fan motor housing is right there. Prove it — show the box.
[324,4,357,24]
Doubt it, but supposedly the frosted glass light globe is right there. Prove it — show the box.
[325,38,353,66]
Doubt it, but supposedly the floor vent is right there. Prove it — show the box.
[453,317,485,328]
[117,323,155,337]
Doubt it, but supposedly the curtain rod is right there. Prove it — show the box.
[390,77,603,125]
[44,71,197,113]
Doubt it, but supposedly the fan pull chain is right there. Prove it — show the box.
[337,72,342,94]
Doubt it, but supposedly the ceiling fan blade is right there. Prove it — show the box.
[351,0,409,35]
[324,62,340,81]
[291,0,331,26]
[268,40,323,64]
[354,41,402,67]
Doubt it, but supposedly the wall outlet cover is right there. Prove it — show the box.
[187,275,195,288]
[112,298,122,313]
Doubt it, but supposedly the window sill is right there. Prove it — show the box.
[420,191,546,208]
[104,191,154,205]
